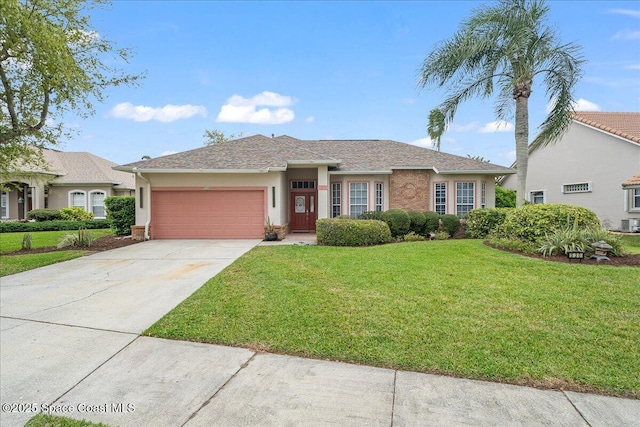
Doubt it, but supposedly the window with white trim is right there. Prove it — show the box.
[530,190,545,204]
[69,191,86,209]
[331,182,341,218]
[349,182,368,218]
[375,182,383,212]
[90,191,106,218]
[562,182,592,193]
[456,182,474,217]
[1,191,8,219]
[434,183,446,215]
[481,181,486,208]
[634,189,640,209]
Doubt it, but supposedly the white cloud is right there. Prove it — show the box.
[216,91,295,124]
[625,64,640,70]
[613,29,640,40]
[160,150,178,156]
[479,120,514,133]
[608,9,640,19]
[450,121,480,132]
[572,98,601,112]
[305,116,315,123]
[109,102,207,122]
[409,137,434,148]
[401,98,416,105]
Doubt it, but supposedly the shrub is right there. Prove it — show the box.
[440,214,461,237]
[22,233,32,250]
[27,209,61,222]
[403,231,425,242]
[496,204,600,242]
[0,220,110,233]
[317,218,392,246]
[381,209,411,237]
[60,207,94,221]
[434,231,450,240]
[539,224,626,257]
[359,211,383,221]
[104,196,135,236]
[495,185,516,208]
[57,228,93,249]
[487,236,538,254]
[407,211,426,234]
[423,211,440,234]
[466,208,511,239]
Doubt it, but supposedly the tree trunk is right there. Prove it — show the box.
[514,95,529,206]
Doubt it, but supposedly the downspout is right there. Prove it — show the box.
[136,172,152,240]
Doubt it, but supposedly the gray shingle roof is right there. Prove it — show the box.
[120,135,514,175]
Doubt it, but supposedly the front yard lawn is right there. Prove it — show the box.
[0,251,85,276]
[145,240,640,399]
[0,229,113,253]
[621,234,640,254]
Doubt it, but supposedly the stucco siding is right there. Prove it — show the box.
[502,122,640,228]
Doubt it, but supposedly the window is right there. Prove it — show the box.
[375,183,383,212]
[481,181,486,208]
[434,183,446,215]
[1,191,8,219]
[634,189,640,209]
[531,191,545,204]
[349,182,368,218]
[562,182,591,193]
[331,183,341,218]
[90,191,106,218]
[69,191,86,209]
[44,188,49,209]
[456,182,474,217]
[291,181,316,189]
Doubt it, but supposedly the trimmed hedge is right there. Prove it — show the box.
[381,209,411,237]
[104,196,135,236]
[27,209,62,222]
[495,185,516,208]
[0,220,111,233]
[423,211,440,234]
[317,218,392,246]
[440,214,461,237]
[495,203,600,242]
[60,207,94,221]
[466,208,511,239]
[359,211,383,221]
[407,211,426,234]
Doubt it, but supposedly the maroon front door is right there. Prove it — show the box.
[290,192,316,232]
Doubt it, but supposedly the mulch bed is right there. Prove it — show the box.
[3,235,141,256]
[485,241,640,267]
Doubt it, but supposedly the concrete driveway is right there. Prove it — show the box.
[0,239,260,427]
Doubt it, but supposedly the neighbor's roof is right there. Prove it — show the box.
[572,112,640,144]
[622,172,640,187]
[119,135,514,175]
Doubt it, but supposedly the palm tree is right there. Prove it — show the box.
[418,0,584,206]
[427,108,446,152]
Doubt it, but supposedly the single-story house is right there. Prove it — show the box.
[115,135,514,239]
[501,112,640,230]
[622,172,640,232]
[1,149,135,220]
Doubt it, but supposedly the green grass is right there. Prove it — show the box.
[25,414,111,427]
[0,251,85,276]
[620,234,640,254]
[0,229,113,253]
[145,240,640,398]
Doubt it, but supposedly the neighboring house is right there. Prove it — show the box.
[621,172,640,232]
[1,149,135,220]
[115,135,514,239]
[501,112,640,230]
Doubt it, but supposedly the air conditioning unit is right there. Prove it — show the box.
[621,219,640,233]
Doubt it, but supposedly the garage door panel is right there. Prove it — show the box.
[152,189,265,239]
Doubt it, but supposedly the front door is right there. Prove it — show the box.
[290,192,316,232]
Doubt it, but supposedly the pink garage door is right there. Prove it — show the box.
[151,189,265,239]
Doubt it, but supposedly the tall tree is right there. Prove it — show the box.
[427,108,446,152]
[0,0,142,176]
[203,129,243,145]
[418,0,584,206]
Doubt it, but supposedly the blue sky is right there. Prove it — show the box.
[61,1,640,167]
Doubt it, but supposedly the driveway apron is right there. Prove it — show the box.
[0,239,259,427]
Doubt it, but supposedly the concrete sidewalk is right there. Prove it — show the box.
[1,239,639,426]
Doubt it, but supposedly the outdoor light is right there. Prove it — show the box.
[18,196,24,204]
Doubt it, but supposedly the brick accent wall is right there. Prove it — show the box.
[273,222,289,240]
[389,170,430,211]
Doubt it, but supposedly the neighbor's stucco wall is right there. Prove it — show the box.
[502,122,640,228]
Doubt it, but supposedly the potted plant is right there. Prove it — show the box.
[265,217,278,241]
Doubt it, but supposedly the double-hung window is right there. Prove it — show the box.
[530,191,545,204]
[331,183,341,218]
[349,182,368,218]
[1,191,8,219]
[375,183,383,212]
[456,182,474,217]
[634,189,640,209]
[90,191,106,218]
[69,191,86,210]
[434,183,446,215]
